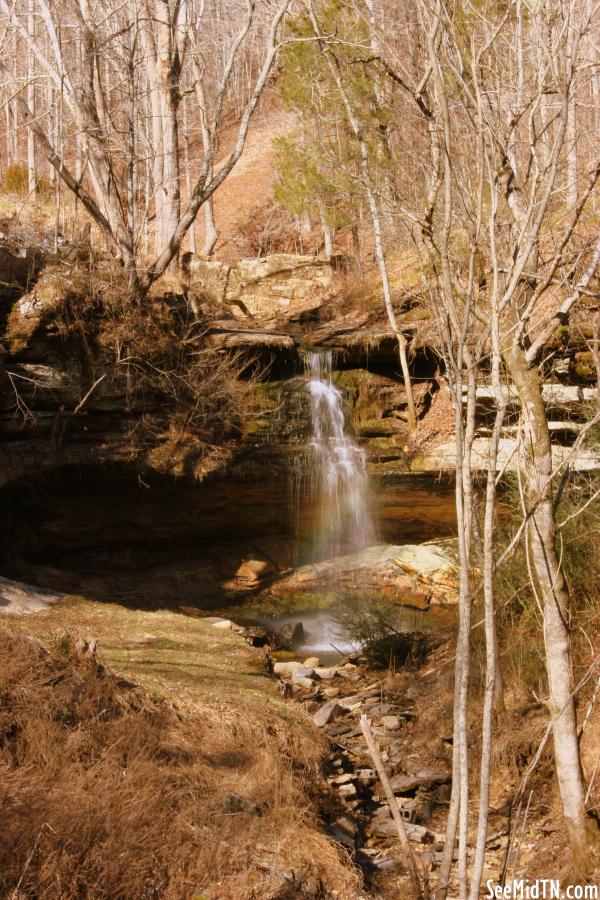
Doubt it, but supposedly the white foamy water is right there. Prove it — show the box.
[297,610,360,656]
[269,610,359,660]
[304,350,375,560]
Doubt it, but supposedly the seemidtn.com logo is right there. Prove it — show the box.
[486,881,599,900]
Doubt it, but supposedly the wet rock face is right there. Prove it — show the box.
[0,460,456,609]
[0,253,439,491]
[0,253,456,615]
[240,369,436,478]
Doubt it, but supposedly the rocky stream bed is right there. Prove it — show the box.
[211,614,453,881]
[209,611,515,894]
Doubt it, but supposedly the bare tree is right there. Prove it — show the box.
[313,0,600,890]
[305,0,418,432]
[0,0,292,294]
[26,0,36,195]
[382,0,600,883]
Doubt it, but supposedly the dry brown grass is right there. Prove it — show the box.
[0,627,361,899]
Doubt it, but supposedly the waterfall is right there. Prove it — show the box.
[303,350,375,560]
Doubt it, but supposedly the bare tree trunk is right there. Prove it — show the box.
[372,205,417,433]
[27,0,36,196]
[10,54,18,166]
[143,160,151,256]
[154,0,181,260]
[504,340,599,874]
[591,312,600,406]
[141,6,165,254]
[435,368,476,900]
[182,93,196,255]
[53,79,63,252]
[351,223,362,275]
[45,78,54,182]
[319,205,333,258]
[4,103,12,169]
[567,100,578,209]
[566,13,578,211]
[200,197,217,256]
[127,37,137,247]
[469,308,507,898]
[191,34,219,257]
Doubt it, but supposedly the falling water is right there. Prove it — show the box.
[303,350,375,560]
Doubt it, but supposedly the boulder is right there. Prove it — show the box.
[277,621,305,650]
[303,656,320,668]
[292,676,315,690]
[366,703,391,716]
[338,783,357,798]
[313,699,343,727]
[338,695,363,712]
[243,625,272,647]
[290,666,315,679]
[273,660,306,677]
[388,771,451,793]
[188,254,334,321]
[368,816,446,847]
[381,715,401,730]
[327,722,351,737]
[0,576,64,614]
[315,666,338,680]
[328,816,360,848]
[234,558,275,584]
[263,542,459,608]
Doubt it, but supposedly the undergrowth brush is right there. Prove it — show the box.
[16,265,262,477]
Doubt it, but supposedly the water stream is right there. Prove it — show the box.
[303,349,375,561]
[270,349,378,658]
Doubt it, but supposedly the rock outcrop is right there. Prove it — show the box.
[2,243,598,614]
[187,253,334,320]
[0,576,64,613]
[262,542,460,609]
[413,436,600,474]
